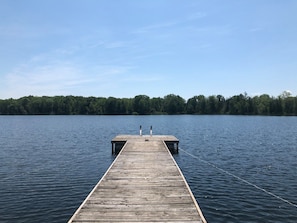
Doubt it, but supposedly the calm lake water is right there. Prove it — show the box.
[0,115,296,223]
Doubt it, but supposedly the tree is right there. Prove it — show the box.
[105,97,118,114]
[150,97,164,114]
[186,96,198,114]
[206,95,218,114]
[133,95,150,115]
[216,95,226,114]
[226,93,251,115]
[0,93,297,116]
[163,94,185,114]
[284,97,296,115]
[257,94,271,115]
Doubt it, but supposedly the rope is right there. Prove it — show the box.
[180,148,297,208]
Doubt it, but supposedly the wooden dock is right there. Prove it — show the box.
[68,135,207,223]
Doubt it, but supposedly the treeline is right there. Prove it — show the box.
[0,92,296,115]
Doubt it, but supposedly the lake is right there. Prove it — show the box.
[0,115,296,222]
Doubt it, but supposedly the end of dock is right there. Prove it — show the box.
[111,135,179,154]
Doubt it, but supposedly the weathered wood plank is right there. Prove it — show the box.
[68,135,206,223]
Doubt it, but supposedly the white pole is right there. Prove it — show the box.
[150,126,152,136]
[140,125,142,136]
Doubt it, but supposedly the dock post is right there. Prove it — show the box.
[175,142,179,153]
[140,125,142,136]
[112,142,115,154]
[150,126,152,136]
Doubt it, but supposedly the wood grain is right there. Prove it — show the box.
[68,135,206,223]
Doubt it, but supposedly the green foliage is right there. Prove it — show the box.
[133,95,151,115]
[0,93,296,115]
[163,94,185,114]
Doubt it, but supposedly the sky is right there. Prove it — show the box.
[0,0,296,100]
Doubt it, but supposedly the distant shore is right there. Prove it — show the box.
[0,93,296,116]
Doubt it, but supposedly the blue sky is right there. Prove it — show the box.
[1,0,296,99]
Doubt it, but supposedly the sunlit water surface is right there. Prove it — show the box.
[0,115,296,222]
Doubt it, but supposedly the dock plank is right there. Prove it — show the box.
[68,135,206,223]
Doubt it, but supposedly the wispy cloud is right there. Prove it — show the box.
[104,41,132,49]
[1,48,135,98]
[249,27,263,32]
[184,24,233,37]
[4,63,84,97]
[0,23,69,39]
[1,25,148,97]
[2,63,137,98]
[186,12,207,21]
[121,74,163,83]
[133,11,207,35]
[134,21,179,34]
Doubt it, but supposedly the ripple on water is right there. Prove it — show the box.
[0,115,296,223]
